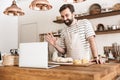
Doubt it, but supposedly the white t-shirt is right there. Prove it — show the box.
[59,19,95,60]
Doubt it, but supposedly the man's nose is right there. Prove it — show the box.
[63,17,67,21]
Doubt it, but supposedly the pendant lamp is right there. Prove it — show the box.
[29,0,52,11]
[3,0,25,16]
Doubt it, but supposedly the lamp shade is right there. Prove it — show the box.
[3,0,25,16]
[29,0,52,11]
[64,0,86,3]
[73,0,86,3]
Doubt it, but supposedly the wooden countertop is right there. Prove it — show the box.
[0,63,120,80]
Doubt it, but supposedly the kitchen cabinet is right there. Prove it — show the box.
[0,63,120,80]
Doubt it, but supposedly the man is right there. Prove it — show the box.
[46,4,101,64]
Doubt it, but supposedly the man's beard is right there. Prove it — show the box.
[64,19,73,26]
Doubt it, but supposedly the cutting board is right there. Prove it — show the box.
[49,61,95,67]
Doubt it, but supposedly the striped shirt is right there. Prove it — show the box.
[59,19,95,60]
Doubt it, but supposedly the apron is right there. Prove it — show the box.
[65,27,90,60]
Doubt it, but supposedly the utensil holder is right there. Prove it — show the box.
[2,54,19,66]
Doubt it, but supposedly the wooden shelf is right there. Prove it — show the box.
[95,29,120,35]
[39,30,120,41]
[53,10,120,24]
[53,20,64,24]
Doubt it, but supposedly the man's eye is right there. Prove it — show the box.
[61,16,64,18]
[66,14,69,17]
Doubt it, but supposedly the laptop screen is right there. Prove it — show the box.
[19,42,49,68]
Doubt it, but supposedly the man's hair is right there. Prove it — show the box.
[59,4,75,13]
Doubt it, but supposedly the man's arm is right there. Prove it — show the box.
[52,43,66,54]
[88,36,102,64]
[88,36,98,58]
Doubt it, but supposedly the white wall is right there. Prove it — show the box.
[18,0,120,54]
[0,0,18,53]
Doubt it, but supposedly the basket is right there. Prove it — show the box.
[89,3,101,15]
[2,54,19,66]
[113,3,120,11]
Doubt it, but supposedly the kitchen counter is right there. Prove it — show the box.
[0,63,120,80]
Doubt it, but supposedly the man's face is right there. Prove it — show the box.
[60,8,74,26]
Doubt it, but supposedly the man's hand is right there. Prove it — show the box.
[45,32,65,54]
[45,33,57,46]
[91,56,105,64]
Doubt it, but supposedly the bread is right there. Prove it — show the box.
[55,57,73,63]
[73,59,82,64]
[82,59,89,64]
[73,59,89,65]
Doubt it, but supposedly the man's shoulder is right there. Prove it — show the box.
[77,19,90,24]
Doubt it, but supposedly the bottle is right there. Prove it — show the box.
[108,50,114,59]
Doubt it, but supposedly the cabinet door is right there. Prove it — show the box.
[20,23,38,43]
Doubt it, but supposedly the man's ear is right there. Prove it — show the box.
[72,12,75,17]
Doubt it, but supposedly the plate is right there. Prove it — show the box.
[49,61,73,65]
[89,3,101,15]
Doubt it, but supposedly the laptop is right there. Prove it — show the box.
[19,42,59,69]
